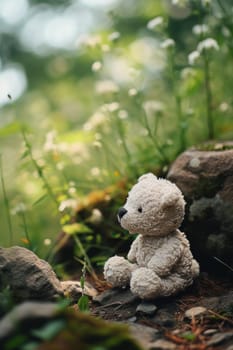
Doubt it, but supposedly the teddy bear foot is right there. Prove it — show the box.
[130,268,162,299]
[104,255,137,288]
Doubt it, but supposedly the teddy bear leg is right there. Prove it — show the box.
[130,267,162,299]
[104,256,137,288]
[159,273,191,297]
[191,259,200,279]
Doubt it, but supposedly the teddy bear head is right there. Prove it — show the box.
[118,173,185,237]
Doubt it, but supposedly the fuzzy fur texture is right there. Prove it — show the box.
[104,173,199,300]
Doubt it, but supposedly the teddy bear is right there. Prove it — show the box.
[104,173,199,300]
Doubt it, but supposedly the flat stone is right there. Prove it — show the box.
[0,301,57,339]
[185,306,207,319]
[0,246,63,301]
[152,309,176,328]
[61,280,98,302]
[93,287,139,306]
[149,339,177,350]
[127,323,160,349]
[203,328,218,335]
[207,332,233,346]
[136,301,157,316]
[226,345,233,350]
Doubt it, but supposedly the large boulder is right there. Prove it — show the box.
[167,142,233,274]
[0,246,63,301]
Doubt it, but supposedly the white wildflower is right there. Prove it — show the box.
[128,88,138,96]
[143,100,164,116]
[172,0,188,6]
[92,61,102,72]
[101,44,110,52]
[188,50,200,65]
[44,130,57,152]
[108,32,120,42]
[118,109,128,119]
[83,111,106,131]
[88,208,103,224]
[222,26,231,38]
[95,80,119,95]
[44,238,52,246]
[147,16,164,31]
[197,38,219,52]
[56,162,64,170]
[219,102,229,112]
[161,38,175,49]
[83,34,101,48]
[103,102,120,112]
[11,203,26,215]
[59,199,77,212]
[192,24,208,36]
[91,167,101,176]
[93,141,102,148]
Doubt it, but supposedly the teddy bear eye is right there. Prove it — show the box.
[138,206,142,213]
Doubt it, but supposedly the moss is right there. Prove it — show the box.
[195,142,233,152]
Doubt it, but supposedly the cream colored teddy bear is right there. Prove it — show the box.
[104,173,199,300]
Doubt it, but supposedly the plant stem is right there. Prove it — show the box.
[21,212,33,250]
[74,235,97,279]
[0,155,13,245]
[22,130,59,207]
[168,51,186,153]
[203,51,214,139]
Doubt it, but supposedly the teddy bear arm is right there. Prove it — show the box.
[148,237,183,276]
[127,236,139,263]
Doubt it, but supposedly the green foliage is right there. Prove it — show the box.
[0,0,233,263]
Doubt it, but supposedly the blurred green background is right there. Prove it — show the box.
[0,0,233,258]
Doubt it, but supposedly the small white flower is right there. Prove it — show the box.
[88,208,103,224]
[92,61,102,72]
[44,238,52,246]
[181,67,196,79]
[91,167,101,176]
[219,102,229,112]
[108,32,120,42]
[96,80,119,95]
[103,102,120,112]
[197,38,219,52]
[83,34,101,48]
[172,0,188,6]
[128,88,138,96]
[11,203,27,215]
[222,26,231,38]
[143,100,164,116]
[188,50,200,65]
[118,109,128,119]
[147,16,164,31]
[84,111,106,131]
[59,199,77,212]
[161,38,175,49]
[101,44,110,52]
[192,24,209,36]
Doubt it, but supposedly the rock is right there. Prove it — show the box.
[93,287,139,306]
[136,301,157,316]
[127,323,160,349]
[207,332,233,346]
[0,301,144,350]
[152,309,176,328]
[61,280,98,302]
[0,301,58,339]
[226,345,233,350]
[184,306,207,319]
[198,291,233,316]
[167,142,233,273]
[149,339,177,350]
[0,246,63,301]
[203,328,218,335]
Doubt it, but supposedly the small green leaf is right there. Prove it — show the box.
[180,331,196,341]
[78,295,89,312]
[33,194,48,206]
[63,223,93,235]
[31,320,65,341]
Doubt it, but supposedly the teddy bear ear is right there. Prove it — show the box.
[138,173,157,182]
[162,190,185,209]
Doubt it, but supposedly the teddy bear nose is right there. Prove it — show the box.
[118,207,127,219]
